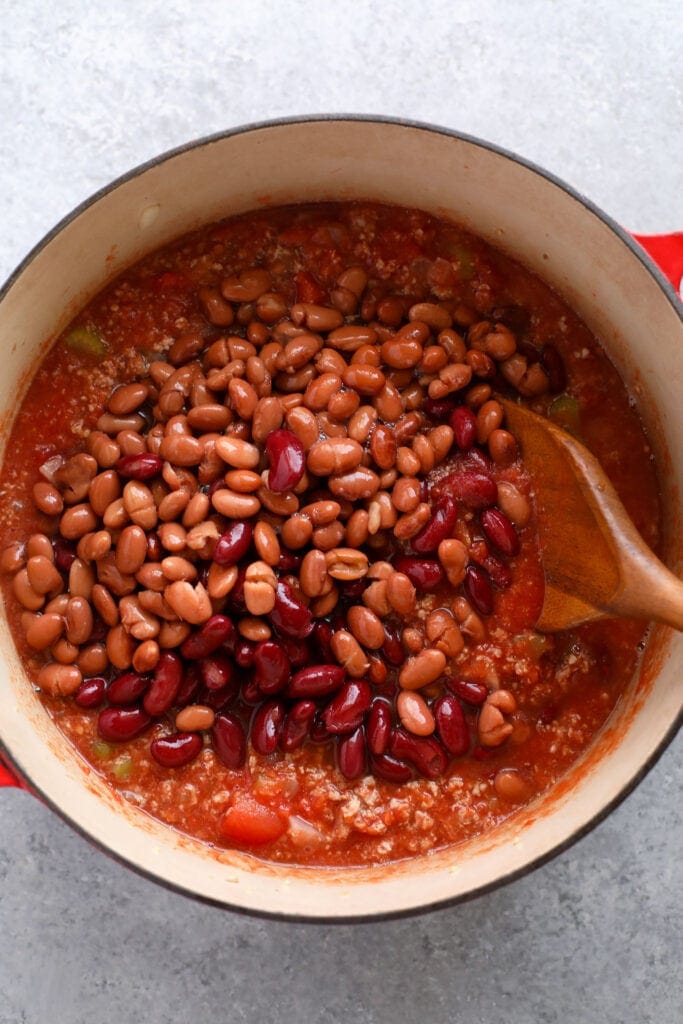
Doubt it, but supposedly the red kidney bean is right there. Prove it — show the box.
[369,752,413,784]
[275,634,310,668]
[338,727,367,779]
[197,653,233,692]
[518,340,540,363]
[251,700,286,755]
[74,676,106,709]
[329,611,346,633]
[143,651,183,715]
[481,507,520,557]
[338,578,368,602]
[449,406,477,450]
[541,344,567,393]
[445,677,488,706]
[266,429,306,492]
[205,678,241,711]
[147,533,163,561]
[235,639,256,668]
[213,521,254,566]
[175,663,202,707]
[438,469,497,509]
[180,615,234,659]
[226,566,247,614]
[53,538,77,572]
[367,697,392,755]
[313,620,335,662]
[393,556,444,591]
[309,711,332,744]
[89,618,108,644]
[287,663,345,699]
[212,712,246,768]
[424,396,457,420]
[462,448,491,473]
[98,706,151,742]
[270,580,313,639]
[433,695,470,756]
[253,641,291,694]
[322,679,371,734]
[382,624,404,666]
[482,554,512,589]
[107,671,150,705]
[464,563,494,616]
[150,732,203,768]
[277,550,302,572]
[389,728,448,779]
[239,675,260,706]
[412,497,458,554]
[116,453,163,480]
[208,478,227,499]
[280,699,317,752]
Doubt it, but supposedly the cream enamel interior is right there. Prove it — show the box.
[0,119,681,918]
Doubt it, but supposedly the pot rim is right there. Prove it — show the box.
[0,113,681,922]
[2,114,681,313]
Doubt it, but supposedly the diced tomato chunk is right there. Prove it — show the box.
[150,271,192,293]
[294,270,325,304]
[219,797,287,846]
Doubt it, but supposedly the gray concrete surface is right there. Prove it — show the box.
[0,2,681,1022]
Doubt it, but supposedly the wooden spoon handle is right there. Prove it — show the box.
[620,554,683,631]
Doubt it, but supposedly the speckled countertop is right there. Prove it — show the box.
[0,2,681,1022]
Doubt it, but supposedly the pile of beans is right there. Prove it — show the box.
[2,263,561,783]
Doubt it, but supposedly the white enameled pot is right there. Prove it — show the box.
[0,117,681,920]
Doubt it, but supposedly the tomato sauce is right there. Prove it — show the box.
[0,202,660,865]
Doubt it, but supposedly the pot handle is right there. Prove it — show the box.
[632,232,683,293]
[0,756,22,789]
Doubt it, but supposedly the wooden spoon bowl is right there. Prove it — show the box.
[501,398,683,632]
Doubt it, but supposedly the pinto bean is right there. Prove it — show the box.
[300,550,329,597]
[370,424,397,469]
[330,630,370,678]
[281,515,314,550]
[497,481,532,526]
[328,467,380,501]
[399,649,447,690]
[307,438,363,476]
[68,561,96,598]
[327,324,377,351]
[37,663,82,696]
[244,561,278,616]
[347,605,385,649]
[32,481,64,516]
[478,700,514,747]
[59,504,97,540]
[176,704,216,732]
[25,556,62,596]
[164,581,213,624]
[398,690,435,736]
[211,489,261,518]
[325,548,369,581]
[25,613,64,651]
[13,570,45,610]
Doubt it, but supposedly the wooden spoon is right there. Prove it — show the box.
[500,398,683,632]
